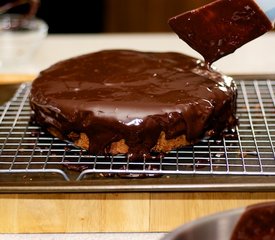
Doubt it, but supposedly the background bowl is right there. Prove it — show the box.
[161,207,244,240]
[162,201,275,240]
[0,14,48,68]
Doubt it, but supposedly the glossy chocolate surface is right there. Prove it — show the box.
[169,0,273,64]
[231,202,275,240]
[30,50,237,158]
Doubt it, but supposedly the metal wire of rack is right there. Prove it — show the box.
[0,80,275,183]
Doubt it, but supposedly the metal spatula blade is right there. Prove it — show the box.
[169,0,274,64]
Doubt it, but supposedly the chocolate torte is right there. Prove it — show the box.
[30,50,237,159]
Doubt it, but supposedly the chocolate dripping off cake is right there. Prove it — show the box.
[29,50,237,160]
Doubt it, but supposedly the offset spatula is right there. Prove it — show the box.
[169,0,275,64]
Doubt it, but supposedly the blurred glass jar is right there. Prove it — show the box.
[0,14,48,68]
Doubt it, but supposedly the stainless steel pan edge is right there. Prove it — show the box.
[161,207,245,240]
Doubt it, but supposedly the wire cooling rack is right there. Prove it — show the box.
[0,79,275,190]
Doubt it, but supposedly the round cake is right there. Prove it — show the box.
[29,50,237,159]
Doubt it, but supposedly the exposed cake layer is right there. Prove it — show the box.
[30,50,237,158]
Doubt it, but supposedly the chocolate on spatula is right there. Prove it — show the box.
[169,0,274,64]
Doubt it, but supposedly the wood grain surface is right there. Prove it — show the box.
[0,74,36,85]
[0,192,274,233]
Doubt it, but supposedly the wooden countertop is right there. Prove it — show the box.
[0,192,275,233]
[0,74,36,85]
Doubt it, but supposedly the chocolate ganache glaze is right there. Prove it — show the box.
[30,50,237,159]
